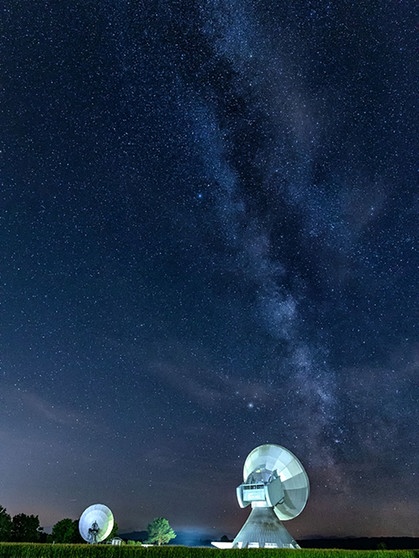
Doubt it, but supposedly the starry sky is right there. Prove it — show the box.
[1,0,418,541]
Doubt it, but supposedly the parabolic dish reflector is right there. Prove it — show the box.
[243,444,309,520]
[79,504,114,543]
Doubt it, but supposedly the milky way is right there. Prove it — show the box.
[1,0,417,539]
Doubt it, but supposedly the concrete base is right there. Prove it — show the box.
[232,506,300,549]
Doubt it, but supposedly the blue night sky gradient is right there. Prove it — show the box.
[1,0,418,539]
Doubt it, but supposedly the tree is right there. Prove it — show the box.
[145,517,176,546]
[10,513,43,542]
[51,518,83,543]
[0,506,12,541]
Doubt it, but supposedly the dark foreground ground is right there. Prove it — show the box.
[299,538,419,551]
[0,543,418,558]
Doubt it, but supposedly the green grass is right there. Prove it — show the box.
[0,544,417,558]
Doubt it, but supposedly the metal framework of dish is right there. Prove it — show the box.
[78,504,114,544]
[232,444,309,549]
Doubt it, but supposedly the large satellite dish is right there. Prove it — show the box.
[78,504,114,544]
[233,444,309,549]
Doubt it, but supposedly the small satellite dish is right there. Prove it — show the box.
[233,444,309,549]
[79,504,114,544]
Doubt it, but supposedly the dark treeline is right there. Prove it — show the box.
[0,504,84,543]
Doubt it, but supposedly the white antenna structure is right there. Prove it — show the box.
[78,504,114,544]
[232,444,310,549]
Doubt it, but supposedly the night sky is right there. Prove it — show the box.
[1,0,418,541]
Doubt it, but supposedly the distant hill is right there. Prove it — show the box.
[119,530,215,547]
[120,532,418,550]
[119,531,147,542]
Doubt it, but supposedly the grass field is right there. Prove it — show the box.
[0,544,418,558]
